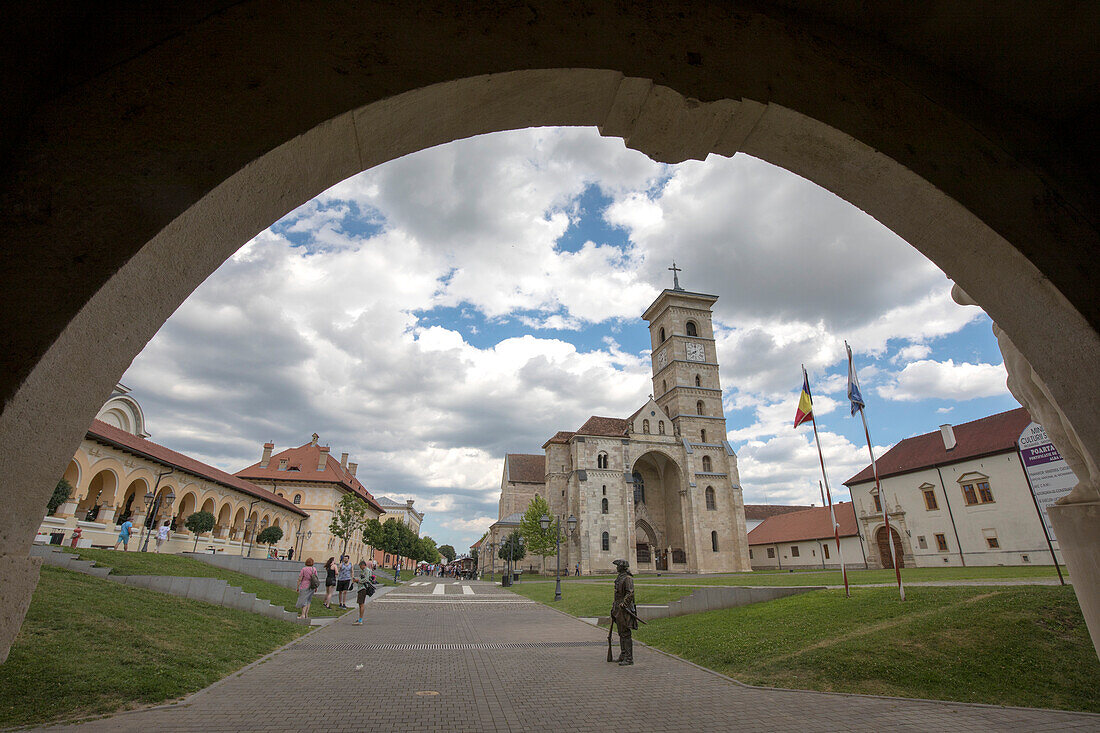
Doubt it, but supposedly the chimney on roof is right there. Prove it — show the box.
[348,462,358,476]
[940,424,957,451]
[318,446,330,471]
[340,452,348,469]
[260,442,274,468]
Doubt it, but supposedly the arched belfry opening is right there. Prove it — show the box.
[632,451,686,572]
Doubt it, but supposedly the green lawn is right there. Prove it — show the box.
[63,548,343,616]
[608,585,1094,712]
[507,582,694,617]
[0,566,308,727]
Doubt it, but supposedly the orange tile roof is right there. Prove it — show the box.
[235,441,383,513]
[542,431,576,448]
[506,454,545,483]
[845,408,1031,486]
[575,416,630,437]
[747,502,858,545]
[87,420,307,516]
[744,504,815,521]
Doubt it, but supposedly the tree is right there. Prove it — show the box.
[519,495,557,560]
[364,517,418,579]
[498,531,526,567]
[470,547,479,570]
[184,510,216,551]
[329,494,369,555]
[438,544,456,563]
[47,478,73,516]
[256,525,284,547]
[417,536,441,565]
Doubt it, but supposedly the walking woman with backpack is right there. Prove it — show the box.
[296,558,319,620]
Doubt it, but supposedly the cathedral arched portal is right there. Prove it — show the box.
[631,451,687,572]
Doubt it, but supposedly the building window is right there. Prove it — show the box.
[749,549,753,559]
[711,531,718,552]
[602,485,606,495]
[597,451,608,469]
[642,419,650,434]
[935,533,948,551]
[823,544,830,559]
[872,493,882,513]
[923,489,938,510]
[983,529,1000,549]
[700,428,707,443]
[632,472,645,505]
[658,421,665,435]
[659,327,666,342]
[961,478,995,505]
[602,532,610,551]
[701,455,712,472]
[293,494,302,505]
[601,498,609,514]
[791,545,800,558]
[662,379,667,394]
[695,374,701,387]
[686,321,698,337]
[705,486,716,510]
[384,553,390,564]
[696,400,705,415]
[918,535,928,549]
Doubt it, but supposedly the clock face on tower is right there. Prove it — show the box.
[686,342,705,362]
[656,350,668,370]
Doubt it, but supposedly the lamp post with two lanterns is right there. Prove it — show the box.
[139,468,175,553]
[487,540,497,582]
[540,513,578,601]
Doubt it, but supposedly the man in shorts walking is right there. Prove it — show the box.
[336,554,353,608]
[114,518,134,551]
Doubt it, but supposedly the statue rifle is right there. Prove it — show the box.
[607,617,615,662]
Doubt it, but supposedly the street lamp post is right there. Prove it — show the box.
[540,514,578,601]
[249,516,267,558]
[139,467,174,552]
[140,486,175,553]
[240,499,260,556]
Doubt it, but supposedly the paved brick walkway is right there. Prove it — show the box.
[42,580,1100,732]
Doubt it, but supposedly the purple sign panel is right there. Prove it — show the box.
[1017,422,1078,541]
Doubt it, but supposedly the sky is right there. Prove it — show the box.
[119,126,1019,552]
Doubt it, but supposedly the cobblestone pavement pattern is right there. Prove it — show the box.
[41,580,1100,732]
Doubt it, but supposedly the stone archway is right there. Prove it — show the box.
[632,451,686,571]
[1,4,1098,661]
[875,526,905,570]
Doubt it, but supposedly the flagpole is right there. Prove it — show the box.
[846,342,905,601]
[822,480,849,597]
[808,408,849,598]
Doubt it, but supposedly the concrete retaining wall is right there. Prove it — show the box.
[182,552,303,589]
[636,585,823,621]
[30,545,308,624]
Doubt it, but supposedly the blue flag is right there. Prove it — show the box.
[846,342,865,415]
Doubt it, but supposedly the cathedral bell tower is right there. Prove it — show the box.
[641,265,725,444]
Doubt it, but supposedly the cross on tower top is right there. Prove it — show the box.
[668,262,683,291]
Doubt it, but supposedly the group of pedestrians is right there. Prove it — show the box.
[296,555,378,624]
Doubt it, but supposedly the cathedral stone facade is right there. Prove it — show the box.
[492,285,752,575]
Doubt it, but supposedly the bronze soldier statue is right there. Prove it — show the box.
[610,558,637,665]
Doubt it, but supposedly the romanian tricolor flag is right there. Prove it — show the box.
[794,367,814,428]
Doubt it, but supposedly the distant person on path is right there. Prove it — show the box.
[322,557,337,609]
[114,518,134,551]
[575,563,580,576]
[337,555,353,608]
[296,558,319,620]
[352,560,375,625]
[393,562,400,582]
[287,547,294,562]
[155,522,170,553]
